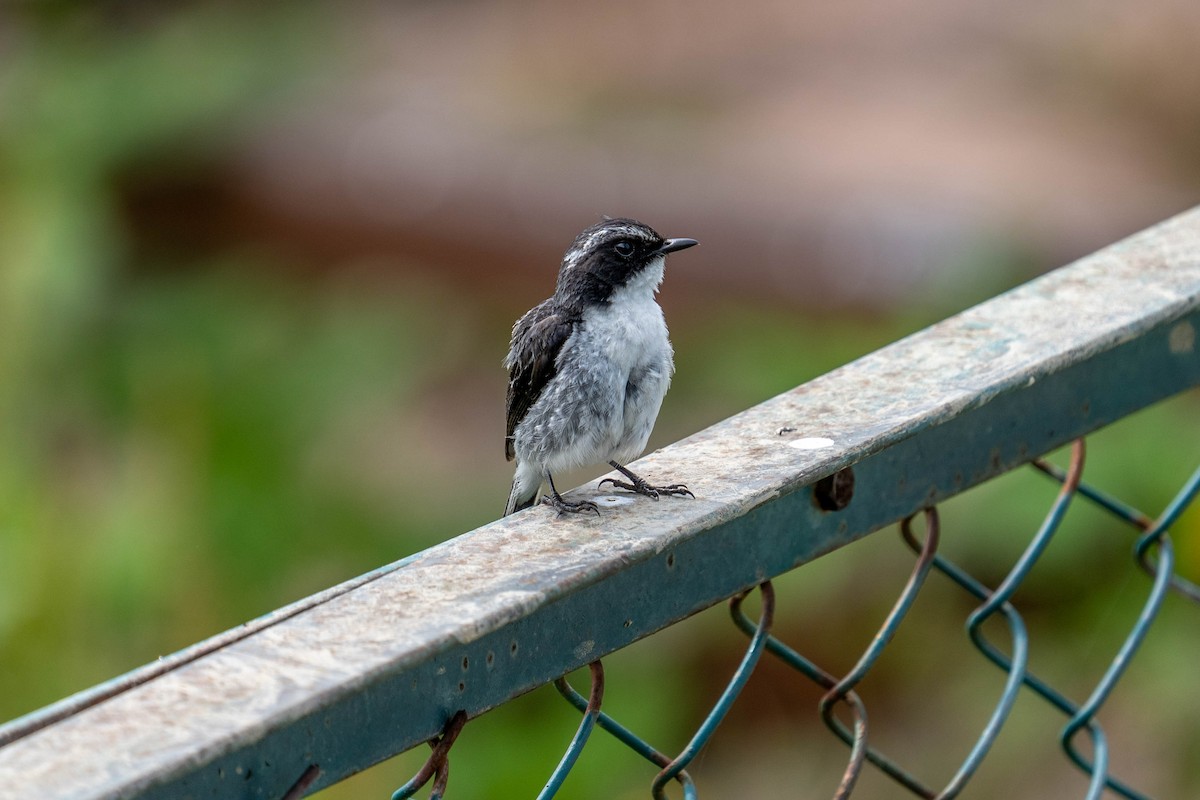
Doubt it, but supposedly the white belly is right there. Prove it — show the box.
[578,276,673,462]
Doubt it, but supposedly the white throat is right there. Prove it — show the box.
[582,255,670,372]
[616,256,666,302]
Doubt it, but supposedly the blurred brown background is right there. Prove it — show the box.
[1,1,1198,798]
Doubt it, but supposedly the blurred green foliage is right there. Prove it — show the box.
[0,4,1197,800]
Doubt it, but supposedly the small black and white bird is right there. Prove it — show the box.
[503,218,698,516]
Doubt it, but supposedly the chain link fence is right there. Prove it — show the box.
[413,440,1191,800]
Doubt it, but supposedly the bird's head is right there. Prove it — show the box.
[554,218,697,309]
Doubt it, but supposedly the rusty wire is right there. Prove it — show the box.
[280,764,320,800]
[650,581,774,799]
[730,509,942,799]
[554,673,698,799]
[390,710,467,800]
[546,583,775,800]
[821,507,940,799]
[1033,458,1200,604]
[538,662,605,799]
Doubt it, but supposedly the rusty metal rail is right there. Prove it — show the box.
[1,208,1198,799]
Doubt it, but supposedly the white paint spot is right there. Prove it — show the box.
[790,437,835,450]
[1169,321,1195,355]
[595,494,634,506]
[574,640,595,660]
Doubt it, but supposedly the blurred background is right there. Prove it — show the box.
[1,1,1199,797]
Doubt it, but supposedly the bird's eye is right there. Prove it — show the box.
[614,241,635,258]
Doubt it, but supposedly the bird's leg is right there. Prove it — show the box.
[599,461,694,500]
[540,471,600,517]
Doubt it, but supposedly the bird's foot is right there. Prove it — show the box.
[541,493,601,517]
[599,474,694,501]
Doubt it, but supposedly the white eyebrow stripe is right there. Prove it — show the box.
[562,223,656,268]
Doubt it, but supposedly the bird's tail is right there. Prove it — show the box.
[504,480,538,516]
[504,462,541,516]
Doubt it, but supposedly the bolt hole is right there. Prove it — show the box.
[814,466,856,511]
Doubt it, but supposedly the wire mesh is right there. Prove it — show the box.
[378,437,1198,800]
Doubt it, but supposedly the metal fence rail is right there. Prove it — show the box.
[1,208,1198,800]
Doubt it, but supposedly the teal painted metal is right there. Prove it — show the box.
[0,208,1197,799]
[1034,460,1200,799]
[545,586,772,800]
[554,673,698,800]
[536,663,603,800]
[650,584,773,800]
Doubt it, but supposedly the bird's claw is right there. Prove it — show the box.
[599,477,650,497]
[541,494,601,517]
[598,477,694,501]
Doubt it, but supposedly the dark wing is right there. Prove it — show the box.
[504,300,577,461]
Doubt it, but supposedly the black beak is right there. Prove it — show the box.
[658,237,699,255]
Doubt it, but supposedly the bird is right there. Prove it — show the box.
[503,217,698,516]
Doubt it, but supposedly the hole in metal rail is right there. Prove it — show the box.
[814,466,856,511]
